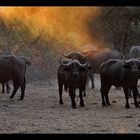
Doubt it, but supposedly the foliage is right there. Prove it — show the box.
[88,7,140,55]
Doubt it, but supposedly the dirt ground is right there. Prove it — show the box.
[0,74,140,134]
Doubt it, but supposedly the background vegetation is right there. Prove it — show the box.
[1,7,140,82]
[88,7,140,54]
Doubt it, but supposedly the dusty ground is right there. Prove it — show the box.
[0,74,140,134]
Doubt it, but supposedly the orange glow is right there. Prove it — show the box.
[0,7,101,50]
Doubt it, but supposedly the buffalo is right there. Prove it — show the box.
[1,55,32,94]
[100,58,140,109]
[129,46,140,97]
[58,58,92,108]
[62,52,90,96]
[0,55,29,100]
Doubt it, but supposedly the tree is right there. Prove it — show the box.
[88,7,140,55]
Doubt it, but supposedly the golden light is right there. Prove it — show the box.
[0,7,101,50]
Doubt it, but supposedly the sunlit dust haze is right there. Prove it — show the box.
[0,7,101,50]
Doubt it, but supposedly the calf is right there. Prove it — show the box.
[100,58,140,109]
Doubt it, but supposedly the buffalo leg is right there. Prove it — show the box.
[128,88,139,98]
[69,88,76,108]
[79,89,85,107]
[123,87,130,109]
[100,86,106,106]
[128,88,132,98]
[6,82,10,94]
[82,86,86,97]
[2,83,4,93]
[100,84,111,106]
[90,73,95,89]
[10,81,19,99]
[132,87,139,108]
[100,76,107,106]
[20,78,26,100]
[64,84,68,92]
[135,87,140,97]
[104,85,111,106]
[58,83,63,104]
[83,90,86,97]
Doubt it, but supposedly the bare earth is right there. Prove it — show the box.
[0,74,140,134]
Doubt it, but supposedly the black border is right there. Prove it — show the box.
[0,0,140,6]
[0,0,140,137]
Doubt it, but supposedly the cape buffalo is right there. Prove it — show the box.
[58,58,92,108]
[100,58,140,109]
[1,55,32,94]
[129,46,140,97]
[0,55,28,100]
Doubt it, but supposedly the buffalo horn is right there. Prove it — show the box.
[122,55,127,64]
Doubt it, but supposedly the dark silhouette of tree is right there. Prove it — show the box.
[88,7,140,54]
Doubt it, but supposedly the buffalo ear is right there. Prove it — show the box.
[123,63,130,69]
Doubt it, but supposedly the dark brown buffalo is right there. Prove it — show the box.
[58,58,91,108]
[0,55,28,100]
[1,55,32,94]
[100,58,140,109]
[128,46,140,97]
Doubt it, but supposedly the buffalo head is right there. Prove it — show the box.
[60,58,90,78]
[123,57,140,75]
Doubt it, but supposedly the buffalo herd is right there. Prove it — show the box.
[1,46,140,110]
[59,46,140,109]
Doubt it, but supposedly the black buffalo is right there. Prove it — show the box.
[100,58,140,109]
[129,46,140,97]
[58,58,91,108]
[62,52,89,96]
[0,55,28,100]
[1,55,32,94]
